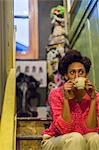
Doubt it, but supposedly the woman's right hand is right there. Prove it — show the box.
[63,79,76,99]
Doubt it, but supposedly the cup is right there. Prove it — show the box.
[75,77,86,89]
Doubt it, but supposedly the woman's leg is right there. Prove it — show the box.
[41,132,86,150]
[84,132,99,150]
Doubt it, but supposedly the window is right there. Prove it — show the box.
[14,0,29,53]
[14,0,39,59]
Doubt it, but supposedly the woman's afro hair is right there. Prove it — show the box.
[58,49,91,76]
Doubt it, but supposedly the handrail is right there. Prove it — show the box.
[0,68,16,150]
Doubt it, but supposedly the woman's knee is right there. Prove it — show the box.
[62,132,84,143]
[87,134,99,144]
[71,132,84,143]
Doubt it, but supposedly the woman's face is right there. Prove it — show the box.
[65,62,87,80]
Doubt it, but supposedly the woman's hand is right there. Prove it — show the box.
[85,79,96,99]
[63,79,76,99]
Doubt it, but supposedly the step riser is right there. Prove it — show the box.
[17,140,42,150]
[17,120,50,135]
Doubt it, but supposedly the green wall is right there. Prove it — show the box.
[69,0,99,91]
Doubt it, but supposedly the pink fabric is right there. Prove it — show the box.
[42,86,99,136]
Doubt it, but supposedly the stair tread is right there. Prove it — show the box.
[17,117,52,121]
[17,134,43,140]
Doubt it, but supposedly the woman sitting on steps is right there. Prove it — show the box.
[41,49,99,150]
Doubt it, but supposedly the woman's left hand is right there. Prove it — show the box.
[85,79,96,99]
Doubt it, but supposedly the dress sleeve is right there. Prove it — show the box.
[49,88,74,135]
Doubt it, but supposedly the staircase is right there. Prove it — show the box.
[16,117,51,150]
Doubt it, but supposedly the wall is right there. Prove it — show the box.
[68,0,99,90]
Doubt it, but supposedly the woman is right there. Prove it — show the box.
[41,49,99,150]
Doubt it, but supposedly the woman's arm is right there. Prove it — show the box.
[62,80,75,123]
[86,98,97,128]
[85,80,97,128]
[62,97,72,122]
[49,86,75,134]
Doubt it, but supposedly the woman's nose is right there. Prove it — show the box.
[75,72,79,78]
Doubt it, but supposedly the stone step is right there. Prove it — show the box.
[16,117,51,150]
